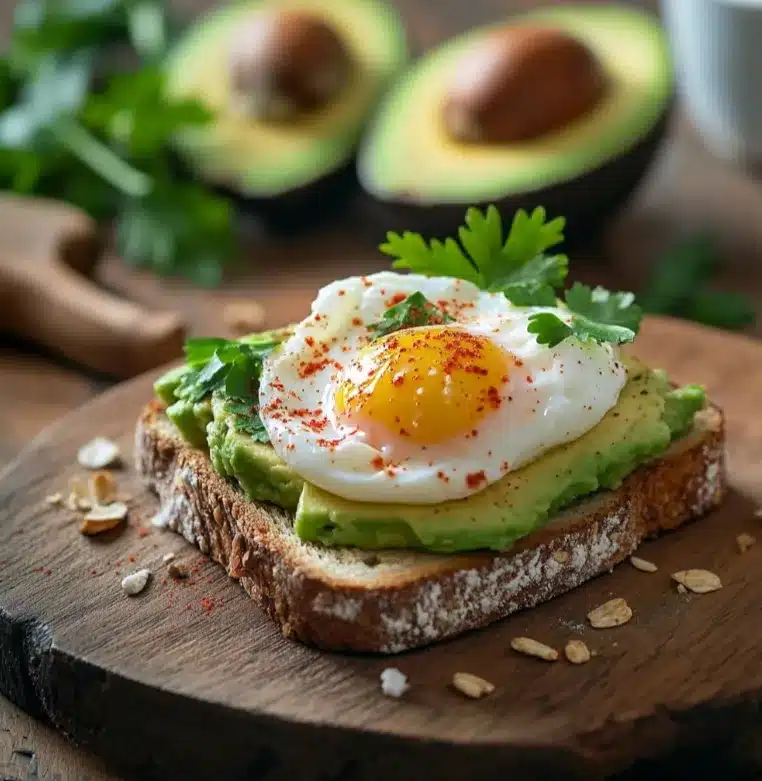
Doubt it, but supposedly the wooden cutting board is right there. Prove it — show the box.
[1,316,762,781]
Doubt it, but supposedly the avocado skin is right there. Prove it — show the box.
[358,106,671,247]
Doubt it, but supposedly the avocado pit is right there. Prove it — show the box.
[442,25,607,144]
[229,10,353,121]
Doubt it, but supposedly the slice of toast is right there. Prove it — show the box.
[135,400,726,653]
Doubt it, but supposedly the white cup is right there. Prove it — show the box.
[662,0,762,166]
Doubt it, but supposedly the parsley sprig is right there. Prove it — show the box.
[177,337,278,442]
[0,0,237,285]
[381,205,568,307]
[369,291,454,338]
[378,204,642,348]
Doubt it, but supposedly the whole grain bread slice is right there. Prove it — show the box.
[135,400,725,653]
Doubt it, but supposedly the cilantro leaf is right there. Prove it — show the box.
[369,292,454,339]
[380,231,481,284]
[379,205,567,307]
[184,337,233,368]
[528,283,643,348]
[227,401,271,443]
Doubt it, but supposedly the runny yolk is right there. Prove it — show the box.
[335,327,510,447]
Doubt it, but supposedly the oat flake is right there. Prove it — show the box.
[587,598,633,629]
[630,555,658,573]
[672,569,722,594]
[452,672,495,698]
[564,639,591,665]
[510,636,559,661]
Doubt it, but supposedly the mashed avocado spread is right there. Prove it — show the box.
[154,333,705,553]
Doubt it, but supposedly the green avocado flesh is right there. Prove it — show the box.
[154,348,705,553]
[165,0,408,197]
[358,4,673,203]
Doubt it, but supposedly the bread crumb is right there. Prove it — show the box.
[630,555,657,573]
[162,552,176,563]
[121,568,151,596]
[44,493,63,507]
[380,668,408,698]
[564,639,591,665]
[77,437,121,470]
[168,561,188,580]
[672,569,722,594]
[737,533,756,553]
[677,583,687,595]
[510,636,558,661]
[588,598,633,629]
[452,672,495,699]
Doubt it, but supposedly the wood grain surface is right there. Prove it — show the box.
[1,316,762,781]
[2,0,762,778]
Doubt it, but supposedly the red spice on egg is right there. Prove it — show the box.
[386,292,407,307]
[305,336,315,348]
[392,373,405,387]
[437,471,450,483]
[466,470,487,489]
[526,375,533,384]
[128,554,136,563]
[371,455,384,469]
[338,289,346,296]
[137,527,150,538]
[352,317,363,327]
[315,314,322,322]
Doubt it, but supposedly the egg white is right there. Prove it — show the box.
[259,271,626,504]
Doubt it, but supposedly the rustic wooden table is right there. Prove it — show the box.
[3,0,762,779]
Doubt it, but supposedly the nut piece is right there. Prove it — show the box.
[452,672,495,699]
[672,569,722,594]
[121,568,151,596]
[564,639,591,665]
[44,492,63,507]
[224,300,266,336]
[380,668,409,698]
[229,10,352,121]
[77,437,121,470]
[553,550,569,564]
[90,470,116,504]
[587,598,633,629]
[737,533,756,553]
[630,555,658,573]
[80,502,128,535]
[510,636,559,661]
[443,25,606,144]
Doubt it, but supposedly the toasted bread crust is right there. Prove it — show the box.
[135,400,725,653]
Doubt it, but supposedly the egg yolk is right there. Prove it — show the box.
[335,327,510,447]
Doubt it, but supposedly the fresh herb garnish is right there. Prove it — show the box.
[380,205,568,307]
[379,205,643,347]
[640,234,756,331]
[0,0,236,285]
[177,337,279,431]
[527,284,643,348]
[369,291,454,338]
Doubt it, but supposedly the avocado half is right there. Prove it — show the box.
[165,0,408,223]
[357,4,673,242]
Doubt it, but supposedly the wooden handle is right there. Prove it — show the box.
[10,262,185,379]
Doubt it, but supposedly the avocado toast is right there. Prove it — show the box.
[136,206,725,653]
